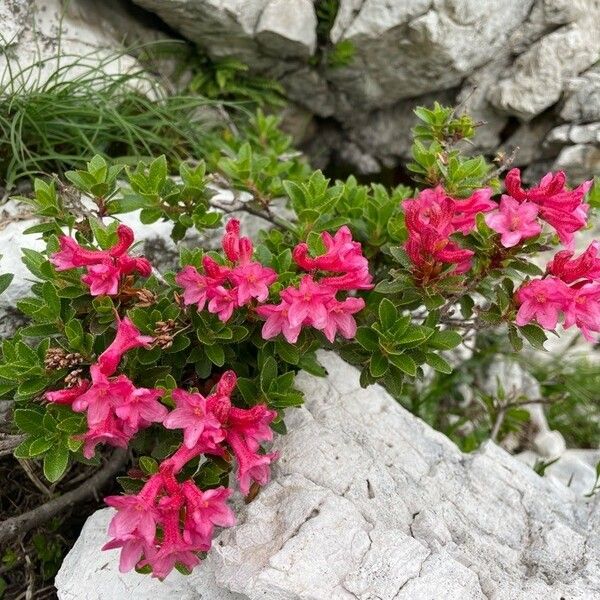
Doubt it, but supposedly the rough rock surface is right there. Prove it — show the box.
[0,0,164,92]
[131,0,600,179]
[56,352,600,600]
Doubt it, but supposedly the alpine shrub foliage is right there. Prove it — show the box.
[2,104,598,579]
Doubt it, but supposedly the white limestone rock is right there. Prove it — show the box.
[0,0,162,93]
[57,352,600,599]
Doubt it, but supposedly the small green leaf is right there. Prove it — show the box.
[14,408,45,434]
[369,354,389,378]
[204,343,225,366]
[43,444,69,482]
[519,324,547,350]
[0,273,13,295]
[428,329,462,350]
[356,327,380,351]
[388,353,417,376]
[424,352,453,374]
[139,456,159,475]
[378,299,398,331]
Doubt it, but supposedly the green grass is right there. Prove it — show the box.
[0,48,223,191]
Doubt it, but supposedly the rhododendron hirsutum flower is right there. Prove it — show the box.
[163,388,224,449]
[256,299,302,343]
[484,196,541,248]
[563,283,600,341]
[547,242,600,284]
[102,370,276,578]
[176,219,277,322]
[504,168,592,248]
[515,278,571,329]
[97,316,153,376]
[403,190,475,279]
[51,224,151,296]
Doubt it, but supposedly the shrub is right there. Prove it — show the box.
[1,103,598,579]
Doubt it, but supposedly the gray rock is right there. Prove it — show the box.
[561,65,600,123]
[57,352,600,599]
[255,0,317,59]
[129,0,600,177]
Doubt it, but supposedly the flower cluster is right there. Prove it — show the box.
[516,242,600,340]
[176,219,277,321]
[258,226,373,343]
[485,169,592,249]
[403,186,494,280]
[176,221,372,344]
[51,224,152,295]
[503,168,592,248]
[45,316,166,458]
[103,369,276,579]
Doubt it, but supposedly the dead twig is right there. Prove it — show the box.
[0,433,26,457]
[0,448,127,546]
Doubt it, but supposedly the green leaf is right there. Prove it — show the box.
[204,344,225,366]
[139,456,159,475]
[29,437,53,457]
[356,327,380,351]
[519,324,547,350]
[378,299,398,331]
[13,437,35,459]
[14,408,45,434]
[428,329,462,350]
[424,352,453,374]
[0,273,13,295]
[43,444,69,482]
[369,353,389,378]
[388,353,417,376]
[508,325,523,352]
[260,357,278,392]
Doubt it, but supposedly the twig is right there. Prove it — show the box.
[0,448,127,545]
[483,146,519,184]
[0,433,26,457]
[18,459,52,497]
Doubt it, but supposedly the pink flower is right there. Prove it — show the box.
[485,196,541,248]
[52,224,152,295]
[256,300,302,343]
[175,256,229,310]
[51,236,107,270]
[163,389,224,449]
[321,296,365,342]
[227,431,278,495]
[81,262,121,296]
[222,219,253,264]
[80,413,132,459]
[116,255,152,277]
[403,191,474,279]
[563,282,600,341]
[175,265,211,309]
[227,404,276,446]
[320,267,373,291]
[114,387,167,431]
[72,366,135,426]
[293,226,368,273]
[207,286,238,322]
[45,381,89,404]
[504,168,592,247]
[515,278,571,330]
[229,262,277,305]
[281,275,335,330]
[451,188,496,234]
[102,535,150,573]
[97,316,154,376]
[105,493,160,544]
[547,242,600,284]
[181,483,235,545]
